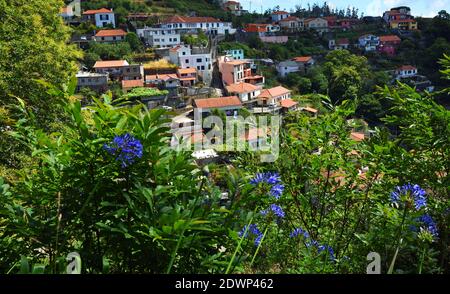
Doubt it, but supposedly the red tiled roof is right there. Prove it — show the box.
[390,19,416,23]
[258,86,290,99]
[93,60,128,68]
[226,82,260,94]
[279,16,300,22]
[83,8,112,15]
[95,29,127,37]
[303,106,318,113]
[194,96,242,109]
[272,11,289,15]
[379,35,401,42]
[146,74,179,81]
[397,65,417,71]
[163,15,220,24]
[280,99,298,108]
[337,38,349,45]
[177,68,197,75]
[244,23,269,33]
[292,56,312,63]
[350,132,365,142]
[121,79,144,89]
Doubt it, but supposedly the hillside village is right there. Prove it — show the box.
[0,0,449,276]
[59,0,448,159]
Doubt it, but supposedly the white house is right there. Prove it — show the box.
[395,65,418,79]
[225,82,261,103]
[60,6,74,22]
[169,45,212,84]
[304,18,329,33]
[82,8,116,28]
[279,16,304,32]
[276,60,300,78]
[137,27,181,48]
[160,16,235,35]
[271,11,290,22]
[359,34,380,52]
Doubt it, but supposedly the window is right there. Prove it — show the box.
[196,58,202,63]
[101,37,105,40]
[173,38,177,42]
[113,36,116,40]
[197,66,201,70]
[201,66,205,70]
[185,59,189,63]
[182,52,186,55]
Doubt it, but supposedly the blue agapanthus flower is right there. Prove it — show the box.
[250,172,281,186]
[289,227,311,239]
[239,224,264,247]
[417,214,439,238]
[270,184,284,199]
[103,133,143,168]
[318,244,335,260]
[261,204,285,218]
[390,183,427,210]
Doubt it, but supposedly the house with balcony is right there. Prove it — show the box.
[145,74,180,90]
[378,35,401,56]
[82,8,115,28]
[169,45,212,84]
[271,11,290,22]
[304,18,329,33]
[218,56,264,87]
[276,60,300,78]
[291,56,315,74]
[160,15,235,36]
[177,68,197,87]
[257,86,292,108]
[358,34,380,52]
[93,60,144,81]
[331,38,350,50]
[244,23,280,37]
[389,19,418,30]
[94,29,127,42]
[279,16,304,32]
[225,82,261,103]
[383,7,417,30]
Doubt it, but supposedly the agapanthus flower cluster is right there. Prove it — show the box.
[390,184,427,210]
[103,133,143,168]
[260,204,285,219]
[239,224,264,246]
[417,214,439,239]
[250,172,284,199]
[289,227,335,261]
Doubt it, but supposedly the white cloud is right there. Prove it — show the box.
[366,0,383,16]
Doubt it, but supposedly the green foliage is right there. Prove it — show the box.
[123,87,169,99]
[84,42,133,67]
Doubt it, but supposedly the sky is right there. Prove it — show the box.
[239,0,450,18]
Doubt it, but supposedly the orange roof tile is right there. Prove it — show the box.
[242,128,268,141]
[177,68,197,75]
[397,65,417,71]
[272,11,289,15]
[95,29,127,37]
[93,60,128,68]
[258,86,291,99]
[303,106,318,113]
[292,56,312,63]
[244,23,269,33]
[83,8,112,15]
[379,35,401,42]
[279,16,300,22]
[163,15,220,24]
[146,74,179,81]
[280,99,298,108]
[350,132,365,142]
[194,96,242,109]
[226,83,260,94]
[121,79,144,89]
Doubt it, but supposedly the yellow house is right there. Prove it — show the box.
[389,19,417,30]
